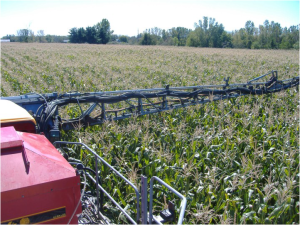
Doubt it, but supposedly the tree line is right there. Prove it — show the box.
[68,19,113,44]
[2,17,299,49]
[136,17,299,49]
[2,29,68,43]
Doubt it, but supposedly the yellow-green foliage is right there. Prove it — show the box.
[1,43,299,96]
[1,43,299,224]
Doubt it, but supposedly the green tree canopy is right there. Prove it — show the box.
[68,19,113,44]
[187,17,228,48]
[140,33,156,45]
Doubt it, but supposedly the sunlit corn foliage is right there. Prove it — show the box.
[1,43,299,224]
[1,43,298,96]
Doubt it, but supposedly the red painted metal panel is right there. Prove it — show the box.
[0,126,23,149]
[1,135,76,193]
[1,127,82,224]
[1,177,81,224]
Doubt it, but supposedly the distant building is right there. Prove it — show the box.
[63,40,69,43]
[1,39,10,42]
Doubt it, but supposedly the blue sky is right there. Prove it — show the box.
[0,0,299,37]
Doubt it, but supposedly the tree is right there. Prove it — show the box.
[220,31,232,48]
[85,26,97,43]
[150,27,162,36]
[36,30,46,43]
[167,27,191,46]
[280,25,299,49]
[189,17,227,48]
[17,29,29,42]
[293,41,299,50]
[1,34,17,42]
[45,35,54,43]
[245,21,255,49]
[68,19,113,44]
[77,27,86,43]
[186,27,202,47]
[232,28,247,48]
[269,21,281,49]
[95,19,113,44]
[209,22,225,47]
[140,33,156,45]
[160,29,174,45]
[28,30,35,42]
[245,21,255,36]
[69,27,79,43]
[162,29,167,41]
[119,35,128,43]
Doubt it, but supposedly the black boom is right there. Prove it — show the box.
[2,71,299,141]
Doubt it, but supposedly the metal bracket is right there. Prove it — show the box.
[149,176,187,225]
[141,175,148,224]
[223,77,230,89]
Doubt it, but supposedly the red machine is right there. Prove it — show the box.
[1,126,82,224]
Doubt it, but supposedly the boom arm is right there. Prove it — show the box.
[2,71,299,141]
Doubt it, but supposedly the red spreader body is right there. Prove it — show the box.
[1,126,82,224]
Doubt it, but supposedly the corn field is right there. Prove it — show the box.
[1,43,299,224]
